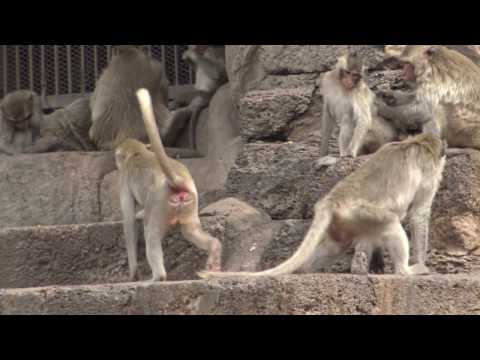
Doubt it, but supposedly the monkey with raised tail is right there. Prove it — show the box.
[115,88,222,282]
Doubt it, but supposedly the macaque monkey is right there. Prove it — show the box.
[89,45,171,151]
[383,45,480,150]
[319,52,427,160]
[0,90,43,155]
[199,133,446,279]
[26,96,96,153]
[115,88,222,282]
[170,45,228,150]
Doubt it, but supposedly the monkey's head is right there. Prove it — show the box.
[115,139,149,172]
[188,45,211,55]
[337,52,365,91]
[1,90,35,130]
[384,45,477,86]
[112,45,143,58]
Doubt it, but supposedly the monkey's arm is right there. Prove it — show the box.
[348,112,370,157]
[378,90,416,106]
[164,147,203,159]
[0,126,18,155]
[320,102,335,157]
[377,101,431,134]
[25,135,60,153]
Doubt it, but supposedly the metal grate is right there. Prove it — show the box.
[0,45,195,108]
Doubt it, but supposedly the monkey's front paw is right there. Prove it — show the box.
[151,273,168,282]
[315,156,339,168]
[409,264,431,276]
[135,210,145,220]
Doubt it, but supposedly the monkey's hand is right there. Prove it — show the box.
[409,263,432,276]
[377,91,397,106]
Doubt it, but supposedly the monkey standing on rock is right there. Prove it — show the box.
[115,88,222,282]
[200,133,446,279]
[319,52,428,163]
[0,90,43,155]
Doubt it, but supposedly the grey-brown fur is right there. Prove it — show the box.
[27,96,96,153]
[200,133,446,279]
[89,45,170,151]
[0,90,43,155]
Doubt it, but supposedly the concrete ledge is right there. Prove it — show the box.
[0,275,479,315]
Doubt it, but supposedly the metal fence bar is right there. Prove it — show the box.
[15,46,20,90]
[80,45,85,94]
[40,45,46,96]
[94,45,98,81]
[174,45,180,85]
[2,46,7,96]
[1,45,194,102]
[28,46,34,91]
[67,45,72,93]
[54,45,59,95]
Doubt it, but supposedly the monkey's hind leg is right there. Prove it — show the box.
[381,221,421,276]
[298,236,345,274]
[181,221,222,272]
[144,209,169,282]
[351,241,385,275]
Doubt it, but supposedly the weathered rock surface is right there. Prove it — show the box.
[0,152,117,228]
[1,198,316,289]
[0,151,233,227]
[226,45,383,106]
[226,144,480,274]
[239,87,315,142]
[1,275,479,315]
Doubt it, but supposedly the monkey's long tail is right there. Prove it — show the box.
[198,201,333,279]
[136,88,183,188]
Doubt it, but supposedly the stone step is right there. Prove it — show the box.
[0,152,227,228]
[1,274,479,315]
[0,198,314,289]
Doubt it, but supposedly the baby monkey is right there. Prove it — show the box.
[115,89,222,282]
[320,52,427,160]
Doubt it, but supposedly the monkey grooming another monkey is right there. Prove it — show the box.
[26,96,96,153]
[115,88,222,282]
[383,45,480,150]
[319,52,427,161]
[170,45,227,150]
[0,90,43,155]
[89,45,171,151]
[199,133,446,279]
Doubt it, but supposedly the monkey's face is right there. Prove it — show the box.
[388,45,440,84]
[339,68,362,90]
[3,106,33,130]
